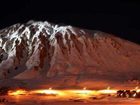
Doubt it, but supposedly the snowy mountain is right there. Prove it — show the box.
[0,20,140,88]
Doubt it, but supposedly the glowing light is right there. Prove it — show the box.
[8,89,27,96]
[133,93,137,98]
[83,87,87,90]
[71,87,93,95]
[107,86,110,90]
[48,87,52,90]
[74,90,91,94]
[98,86,117,94]
[134,86,140,92]
[32,90,57,95]
[30,88,64,96]
[135,86,139,90]
[70,88,98,97]
[7,87,118,98]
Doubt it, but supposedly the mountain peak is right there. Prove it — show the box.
[0,20,140,89]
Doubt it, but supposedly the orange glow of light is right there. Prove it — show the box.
[8,89,27,96]
[48,87,52,90]
[70,88,98,97]
[73,87,93,95]
[7,87,118,98]
[98,86,117,94]
[30,88,99,98]
[73,90,92,94]
[32,90,57,95]
[135,86,139,90]
[83,87,87,90]
[30,88,64,96]
[134,86,140,92]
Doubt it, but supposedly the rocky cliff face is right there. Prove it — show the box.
[0,20,140,84]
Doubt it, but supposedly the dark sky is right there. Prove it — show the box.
[0,0,140,44]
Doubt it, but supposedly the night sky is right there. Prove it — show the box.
[0,0,140,44]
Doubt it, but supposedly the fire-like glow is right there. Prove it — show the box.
[83,87,87,90]
[72,89,95,95]
[7,87,117,98]
[65,88,99,98]
[29,88,99,99]
[8,89,27,96]
[30,88,64,96]
[32,89,57,95]
[98,86,117,94]
[134,86,140,92]
[135,86,139,90]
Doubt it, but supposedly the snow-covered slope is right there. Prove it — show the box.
[0,20,140,85]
